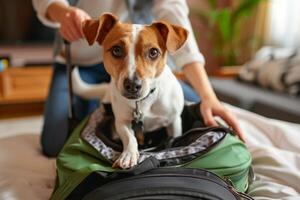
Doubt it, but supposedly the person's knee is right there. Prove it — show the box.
[40,126,67,157]
[41,137,61,157]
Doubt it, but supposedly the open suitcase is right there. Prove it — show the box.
[51,100,253,200]
[51,38,254,199]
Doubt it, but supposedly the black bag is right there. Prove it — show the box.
[67,157,253,200]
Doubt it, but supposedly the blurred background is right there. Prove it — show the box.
[0,0,299,124]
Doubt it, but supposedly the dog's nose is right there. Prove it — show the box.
[123,77,142,94]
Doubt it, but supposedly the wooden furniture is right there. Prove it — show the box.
[211,66,241,78]
[173,66,241,81]
[0,67,53,118]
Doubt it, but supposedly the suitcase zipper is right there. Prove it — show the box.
[105,168,253,200]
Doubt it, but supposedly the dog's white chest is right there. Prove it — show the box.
[143,113,171,132]
[138,99,175,132]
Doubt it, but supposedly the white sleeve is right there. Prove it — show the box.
[32,0,69,28]
[153,0,205,68]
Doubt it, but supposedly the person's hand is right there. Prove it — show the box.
[57,6,91,42]
[182,62,246,142]
[200,97,246,142]
[47,2,91,42]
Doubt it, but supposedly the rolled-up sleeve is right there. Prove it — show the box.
[32,0,69,28]
[153,0,205,68]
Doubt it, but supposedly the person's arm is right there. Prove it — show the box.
[32,0,69,28]
[32,0,90,41]
[183,62,245,142]
[46,2,91,41]
[153,0,205,68]
[153,0,245,141]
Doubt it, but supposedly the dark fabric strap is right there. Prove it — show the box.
[53,0,79,57]
[67,157,160,200]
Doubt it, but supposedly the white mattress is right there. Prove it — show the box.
[0,105,299,199]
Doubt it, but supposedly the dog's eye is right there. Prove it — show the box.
[148,48,160,60]
[111,46,124,58]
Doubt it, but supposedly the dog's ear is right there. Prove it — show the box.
[151,21,188,54]
[82,13,118,45]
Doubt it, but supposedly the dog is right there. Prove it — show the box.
[72,13,188,169]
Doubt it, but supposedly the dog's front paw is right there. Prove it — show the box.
[113,149,140,169]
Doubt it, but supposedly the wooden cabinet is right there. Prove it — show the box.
[0,67,52,118]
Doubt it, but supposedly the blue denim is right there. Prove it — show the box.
[41,63,110,156]
[179,80,200,102]
[41,63,200,157]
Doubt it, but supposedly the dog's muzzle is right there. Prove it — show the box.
[123,77,142,99]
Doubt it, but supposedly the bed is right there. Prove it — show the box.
[0,105,299,200]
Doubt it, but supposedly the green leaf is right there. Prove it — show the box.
[208,0,217,8]
[232,0,262,23]
[208,10,219,26]
[216,9,232,41]
[191,0,263,66]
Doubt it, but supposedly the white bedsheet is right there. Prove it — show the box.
[226,104,300,200]
[0,105,299,200]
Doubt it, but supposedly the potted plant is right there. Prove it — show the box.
[190,0,263,73]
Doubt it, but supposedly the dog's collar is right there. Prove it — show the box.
[133,88,156,122]
[132,88,156,145]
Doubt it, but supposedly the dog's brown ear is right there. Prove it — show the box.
[82,13,118,45]
[151,21,188,54]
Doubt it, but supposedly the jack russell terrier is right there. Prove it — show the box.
[72,13,188,169]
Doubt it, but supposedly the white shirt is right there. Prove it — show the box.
[32,0,205,68]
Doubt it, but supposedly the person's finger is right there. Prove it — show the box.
[67,21,81,40]
[200,105,218,127]
[59,29,71,42]
[64,21,81,41]
[71,9,91,38]
[218,110,246,142]
[234,124,246,143]
[60,28,76,42]
[72,15,84,39]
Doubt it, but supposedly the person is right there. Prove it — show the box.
[32,0,245,157]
